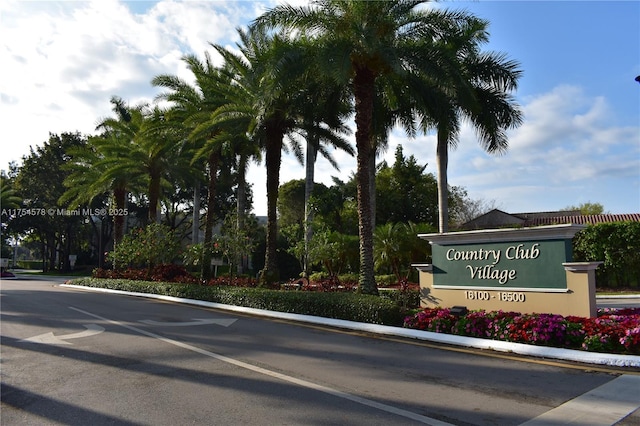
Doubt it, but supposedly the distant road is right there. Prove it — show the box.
[597,295,640,309]
[2,277,639,426]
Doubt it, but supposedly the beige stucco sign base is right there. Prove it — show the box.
[414,225,602,318]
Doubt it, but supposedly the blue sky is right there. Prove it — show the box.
[1,0,639,216]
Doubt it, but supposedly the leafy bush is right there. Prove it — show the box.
[574,222,640,288]
[309,271,329,282]
[93,264,197,283]
[107,223,181,269]
[16,260,43,270]
[404,307,640,355]
[338,273,358,283]
[375,274,396,286]
[379,289,420,309]
[205,275,259,287]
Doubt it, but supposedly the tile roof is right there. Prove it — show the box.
[525,214,640,226]
[459,209,640,230]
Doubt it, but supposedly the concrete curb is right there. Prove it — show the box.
[61,284,640,368]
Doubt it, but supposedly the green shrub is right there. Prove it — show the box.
[379,288,420,309]
[375,274,397,286]
[107,223,180,270]
[16,260,43,270]
[309,271,329,282]
[574,222,640,288]
[338,273,358,283]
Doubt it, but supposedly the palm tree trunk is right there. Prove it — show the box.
[369,148,376,229]
[261,122,283,286]
[353,66,378,295]
[192,179,200,245]
[304,136,317,278]
[113,186,127,246]
[436,128,449,233]
[236,154,247,275]
[149,171,161,223]
[201,149,221,281]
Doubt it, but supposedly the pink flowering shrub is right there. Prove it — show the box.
[404,307,640,355]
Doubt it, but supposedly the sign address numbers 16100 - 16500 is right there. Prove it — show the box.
[465,290,526,302]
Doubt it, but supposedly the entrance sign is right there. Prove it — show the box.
[432,236,573,292]
[414,225,602,318]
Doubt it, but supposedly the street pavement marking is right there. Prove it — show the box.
[70,306,453,426]
[139,318,237,327]
[19,324,105,345]
[519,374,640,426]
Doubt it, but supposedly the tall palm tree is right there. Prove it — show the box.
[152,58,207,246]
[295,64,353,277]
[96,99,186,226]
[301,119,353,277]
[254,0,478,294]
[413,17,523,232]
[211,27,312,285]
[153,52,237,280]
[136,106,191,223]
[226,131,260,275]
[85,96,148,245]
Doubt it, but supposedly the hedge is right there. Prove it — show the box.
[70,278,405,326]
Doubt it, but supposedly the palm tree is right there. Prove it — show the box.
[254,0,478,294]
[78,96,148,245]
[301,121,352,277]
[373,222,404,280]
[152,58,207,245]
[152,52,238,280]
[59,136,114,266]
[136,106,191,224]
[295,63,353,277]
[95,99,187,226]
[211,27,313,285]
[415,17,523,232]
[227,132,260,275]
[1,177,22,209]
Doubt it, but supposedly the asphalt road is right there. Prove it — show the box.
[597,296,640,309]
[1,277,639,426]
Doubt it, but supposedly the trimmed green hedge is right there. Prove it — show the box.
[70,278,405,326]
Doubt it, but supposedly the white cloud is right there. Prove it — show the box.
[1,0,258,166]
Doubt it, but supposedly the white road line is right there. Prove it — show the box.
[139,318,237,327]
[519,374,640,426]
[69,306,452,426]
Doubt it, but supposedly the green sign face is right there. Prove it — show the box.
[432,239,572,290]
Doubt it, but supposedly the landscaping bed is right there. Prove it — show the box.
[403,307,640,355]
